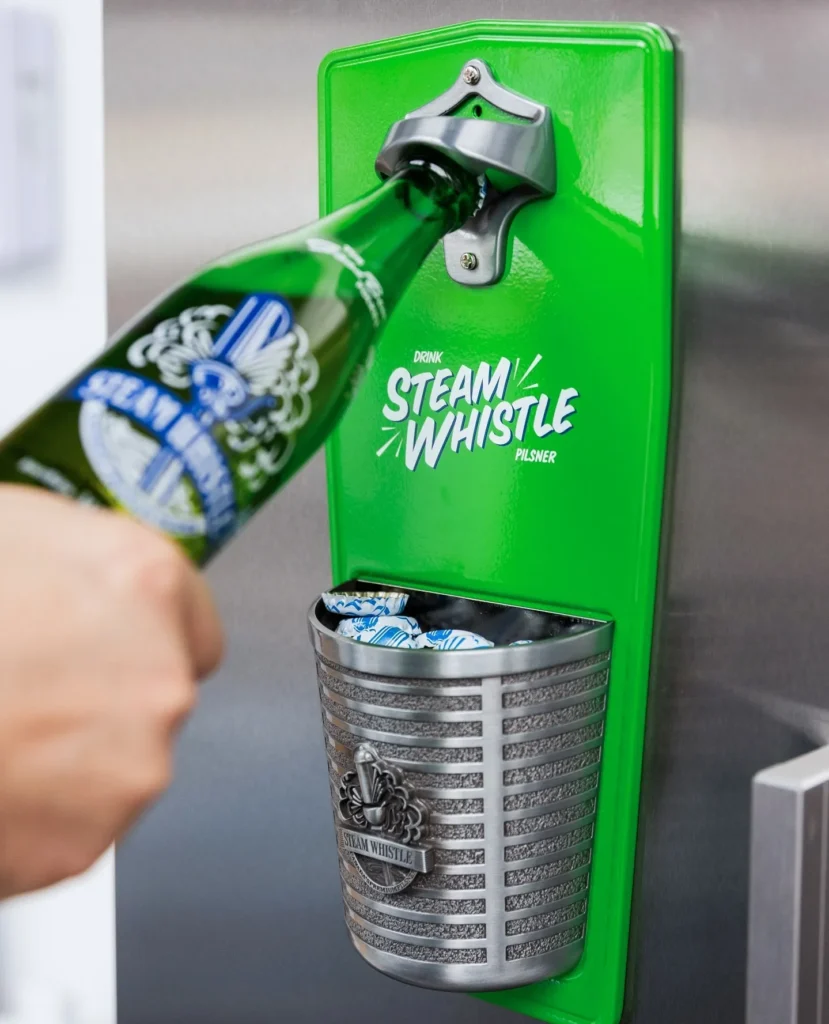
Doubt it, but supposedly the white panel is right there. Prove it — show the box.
[0,8,58,270]
[0,854,116,1024]
[0,0,106,434]
[0,1,113,1023]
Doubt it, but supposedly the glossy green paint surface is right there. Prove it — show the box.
[319,21,674,1024]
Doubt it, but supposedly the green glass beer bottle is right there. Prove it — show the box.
[0,155,480,564]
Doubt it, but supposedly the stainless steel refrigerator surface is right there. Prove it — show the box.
[107,2,829,1022]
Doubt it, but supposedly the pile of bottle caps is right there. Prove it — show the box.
[322,591,533,650]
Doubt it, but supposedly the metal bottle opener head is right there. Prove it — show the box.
[375,58,556,286]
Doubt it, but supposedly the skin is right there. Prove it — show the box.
[0,485,224,898]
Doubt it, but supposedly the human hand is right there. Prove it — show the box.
[0,485,224,897]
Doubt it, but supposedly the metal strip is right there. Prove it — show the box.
[502,786,599,819]
[503,815,596,849]
[501,936,585,964]
[351,940,587,991]
[502,856,595,895]
[504,912,587,945]
[499,661,610,693]
[499,684,609,719]
[320,672,485,698]
[325,761,486,802]
[500,710,607,744]
[342,883,486,926]
[500,757,603,796]
[503,843,595,876]
[339,865,485,907]
[504,885,590,921]
[407,854,484,868]
[327,781,487,834]
[747,744,829,1024]
[345,906,488,949]
[339,847,484,872]
[325,741,484,776]
[320,685,484,723]
[339,860,486,898]
[412,785,487,799]
[399,885,487,900]
[339,843,483,869]
[428,812,486,825]
[505,927,585,955]
[323,709,485,750]
[501,736,605,770]
[480,674,508,968]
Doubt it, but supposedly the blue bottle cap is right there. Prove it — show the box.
[337,615,421,640]
[416,630,494,651]
[322,591,409,617]
[351,624,418,648]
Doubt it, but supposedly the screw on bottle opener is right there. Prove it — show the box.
[375,58,556,286]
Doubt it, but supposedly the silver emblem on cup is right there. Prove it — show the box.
[337,743,433,895]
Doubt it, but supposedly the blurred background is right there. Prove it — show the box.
[103,2,829,1024]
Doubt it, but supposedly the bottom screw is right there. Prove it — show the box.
[460,252,479,271]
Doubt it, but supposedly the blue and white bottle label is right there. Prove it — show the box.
[72,294,319,541]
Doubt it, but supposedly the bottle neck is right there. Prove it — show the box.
[307,157,480,308]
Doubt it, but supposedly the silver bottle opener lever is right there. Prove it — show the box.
[375,58,556,286]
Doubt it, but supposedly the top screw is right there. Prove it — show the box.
[462,64,481,86]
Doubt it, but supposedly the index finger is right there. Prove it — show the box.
[179,564,225,679]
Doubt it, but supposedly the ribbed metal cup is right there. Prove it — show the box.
[308,599,613,992]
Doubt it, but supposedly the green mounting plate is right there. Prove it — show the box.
[319,20,675,1024]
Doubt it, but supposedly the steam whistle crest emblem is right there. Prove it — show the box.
[337,743,434,894]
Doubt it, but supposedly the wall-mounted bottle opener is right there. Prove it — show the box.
[318,19,676,1024]
[376,58,556,285]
